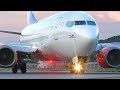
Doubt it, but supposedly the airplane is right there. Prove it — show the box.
[0,11,120,74]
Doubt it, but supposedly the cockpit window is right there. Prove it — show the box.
[66,21,75,27]
[87,21,96,26]
[66,20,96,27]
[66,21,86,27]
[75,21,86,25]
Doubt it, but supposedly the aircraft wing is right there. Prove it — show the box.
[0,30,21,35]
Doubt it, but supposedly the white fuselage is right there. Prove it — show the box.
[19,11,99,61]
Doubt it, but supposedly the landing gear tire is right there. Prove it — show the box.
[20,62,26,73]
[12,63,18,73]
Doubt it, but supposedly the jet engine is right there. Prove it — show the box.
[97,46,120,68]
[0,45,16,67]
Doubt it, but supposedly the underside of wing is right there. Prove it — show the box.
[8,43,38,53]
[95,43,113,51]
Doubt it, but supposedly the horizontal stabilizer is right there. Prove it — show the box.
[0,30,21,35]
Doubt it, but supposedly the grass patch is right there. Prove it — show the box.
[24,59,38,63]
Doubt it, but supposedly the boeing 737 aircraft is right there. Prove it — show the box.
[0,11,120,74]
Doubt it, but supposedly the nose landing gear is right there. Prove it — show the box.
[69,56,87,74]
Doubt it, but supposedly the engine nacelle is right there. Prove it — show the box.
[0,45,16,68]
[97,46,120,68]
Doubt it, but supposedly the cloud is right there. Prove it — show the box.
[85,11,107,24]
[107,12,120,22]
[87,11,120,23]
[96,14,105,19]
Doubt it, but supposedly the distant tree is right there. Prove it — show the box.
[98,35,120,43]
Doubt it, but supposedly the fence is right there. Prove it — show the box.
[85,62,120,72]
[27,61,67,71]
[26,62,120,72]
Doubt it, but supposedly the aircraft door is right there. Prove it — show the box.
[53,16,64,40]
[54,26,58,40]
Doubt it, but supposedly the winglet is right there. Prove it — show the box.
[27,11,38,25]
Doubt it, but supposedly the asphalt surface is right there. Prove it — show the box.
[0,70,120,79]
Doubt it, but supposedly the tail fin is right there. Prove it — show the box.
[27,11,38,25]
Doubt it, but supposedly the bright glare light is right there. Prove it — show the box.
[32,45,37,49]
[74,64,81,71]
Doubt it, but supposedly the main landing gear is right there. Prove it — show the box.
[69,56,87,74]
[12,61,26,73]
[12,53,26,73]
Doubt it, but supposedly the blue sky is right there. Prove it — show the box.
[0,11,120,43]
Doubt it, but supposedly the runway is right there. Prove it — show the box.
[0,71,120,79]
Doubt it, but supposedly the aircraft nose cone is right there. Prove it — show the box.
[71,27,99,56]
[76,28,98,46]
[75,30,98,40]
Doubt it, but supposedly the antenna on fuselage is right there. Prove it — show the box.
[27,11,38,25]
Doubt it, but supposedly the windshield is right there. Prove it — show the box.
[66,21,96,27]
[87,21,96,26]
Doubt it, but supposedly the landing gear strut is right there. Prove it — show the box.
[69,56,87,74]
[12,63,18,73]
[19,62,26,73]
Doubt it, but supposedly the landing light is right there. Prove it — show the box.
[74,63,81,71]
[32,45,37,49]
